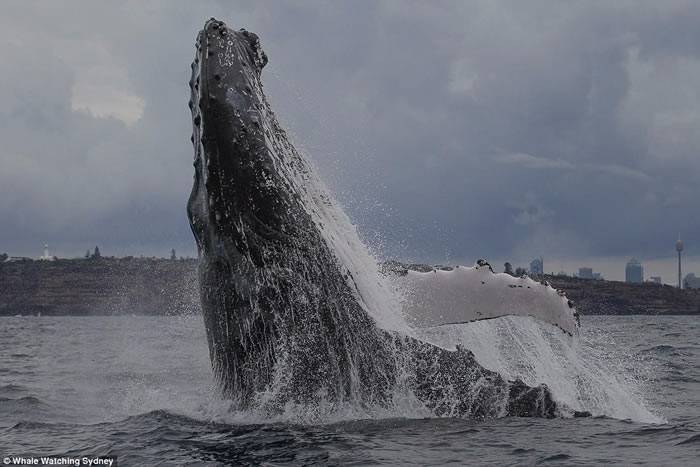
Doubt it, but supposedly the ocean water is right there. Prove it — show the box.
[1,315,698,466]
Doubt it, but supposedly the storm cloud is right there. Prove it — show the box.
[1,1,698,278]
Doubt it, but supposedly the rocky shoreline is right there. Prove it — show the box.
[1,258,698,316]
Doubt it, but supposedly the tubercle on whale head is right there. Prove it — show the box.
[187,18,296,264]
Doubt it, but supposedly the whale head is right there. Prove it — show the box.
[186,19,341,402]
[187,18,305,265]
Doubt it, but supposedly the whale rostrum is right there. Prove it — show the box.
[187,18,558,418]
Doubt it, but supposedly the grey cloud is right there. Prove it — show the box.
[496,153,575,170]
[0,1,698,266]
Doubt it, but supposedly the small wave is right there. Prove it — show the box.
[0,368,28,376]
[665,361,691,370]
[9,353,33,359]
[444,427,481,436]
[122,409,213,427]
[0,396,51,412]
[7,410,210,432]
[643,344,676,353]
[0,395,46,405]
[676,433,700,446]
[662,374,698,383]
[7,420,70,430]
[630,425,683,436]
[0,383,29,395]
[537,453,571,463]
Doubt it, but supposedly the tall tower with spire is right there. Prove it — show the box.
[676,235,684,289]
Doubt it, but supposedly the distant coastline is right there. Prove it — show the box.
[1,258,698,317]
[0,257,200,317]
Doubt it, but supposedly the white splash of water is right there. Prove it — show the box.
[258,94,410,335]
[303,182,409,334]
[417,316,663,423]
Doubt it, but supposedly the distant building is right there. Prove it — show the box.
[576,267,602,280]
[625,258,644,284]
[530,258,543,275]
[649,276,662,284]
[684,273,700,290]
[578,267,593,279]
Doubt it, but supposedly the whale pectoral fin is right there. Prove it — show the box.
[394,264,579,335]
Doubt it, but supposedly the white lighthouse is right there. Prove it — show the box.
[39,243,55,261]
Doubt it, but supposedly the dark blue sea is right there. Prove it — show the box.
[1,315,698,466]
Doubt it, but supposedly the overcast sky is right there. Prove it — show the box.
[1,1,699,281]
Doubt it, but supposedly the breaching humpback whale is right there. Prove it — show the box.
[187,18,558,418]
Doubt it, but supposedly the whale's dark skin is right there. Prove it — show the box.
[187,18,557,418]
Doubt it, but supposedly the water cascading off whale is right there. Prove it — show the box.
[187,18,558,418]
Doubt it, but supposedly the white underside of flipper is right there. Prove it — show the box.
[392,262,579,336]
